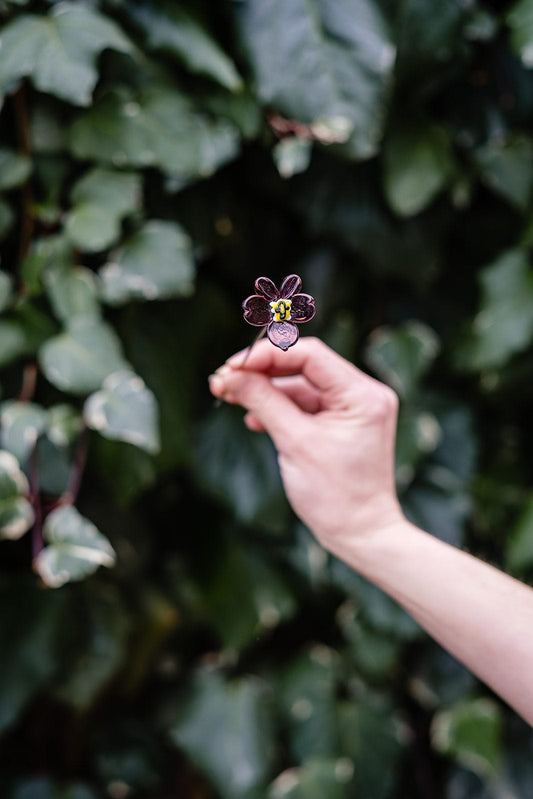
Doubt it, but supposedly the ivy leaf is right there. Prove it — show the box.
[474,136,533,211]
[39,317,129,395]
[236,0,395,159]
[168,669,275,798]
[126,2,243,92]
[99,220,194,305]
[454,249,533,371]
[43,264,101,324]
[0,148,31,190]
[65,168,142,253]
[383,120,456,216]
[0,401,48,465]
[69,86,240,179]
[0,3,133,106]
[34,505,116,588]
[365,321,440,399]
[506,0,533,67]
[0,450,34,541]
[273,138,313,179]
[431,698,502,779]
[84,371,160,455]
[268,758,354,799]
[0,270,13,312]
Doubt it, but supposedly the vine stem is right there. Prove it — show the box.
[12,84,35,265]
[58,426,90,507]
[28,436,43,559]
[18,361,38,402]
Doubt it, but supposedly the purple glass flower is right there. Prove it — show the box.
[242,274,316,351]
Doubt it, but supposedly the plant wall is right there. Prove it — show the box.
[1,0,533,796]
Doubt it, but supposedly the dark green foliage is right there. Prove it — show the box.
[1,0,533,795]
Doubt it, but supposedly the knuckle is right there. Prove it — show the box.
[368,384,399,421]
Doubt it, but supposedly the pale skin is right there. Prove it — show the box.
[209,337,533,726]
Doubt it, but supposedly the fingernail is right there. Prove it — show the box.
[208,373,225,397]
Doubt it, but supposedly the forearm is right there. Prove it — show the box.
[331,521,533,725]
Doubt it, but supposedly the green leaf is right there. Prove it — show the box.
[0,4,132,106]
[99,220,195,305]
[337,700,405,799]
[21,233,74,297]
[127,2,243,91]
[0,449,34,540]
[506,0,533,67]
[195,405,290,533]
[54,586,131,711]
[0,400,48,465]
[273,138,313,179]
[0,269,13,312]
[44,264,100,324]
[69,86,240,178]
[506,496,533,572]
[276,647,340,762]
[268,758,354,799]
[196,537,296,650]
[0,579,69,732]
[474,137,533,211]
[84,370,160,454]
[431,698,502,779]
[46,404,83,448]
[0,197,15,240]
[0,148,31,190]
[39,316,129,395]
[365,321,440,399]
[454,249,533,371]
[65,168,142,253]
[383,121,455,216]
[169,669,275,798]
[34,504,116,588]
[236,0,395,159]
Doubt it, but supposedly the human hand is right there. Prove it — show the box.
[208,337,404,554]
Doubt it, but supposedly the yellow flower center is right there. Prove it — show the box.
[270,299,292,322]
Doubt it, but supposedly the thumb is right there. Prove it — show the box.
[209,366,307,451]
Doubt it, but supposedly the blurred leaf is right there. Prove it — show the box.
[236,0,395,159]
[0,148,31,190]
[84,370,160,454]
[431,698,502,779]
[0,400,47,465]
[365,321,440,398]
[21,234,73,297]
[69,86,240,178]
[54,586,131,711]
[507,0,533,67]
[197,536,296,650]
[0,579,69,732]
[383,121,455,216]
[0,270,13,312]
[46,404,83,448]
[126,2,243,91]
[44,265,100,324]
[0,198,14,240]
[268,758,354,799]
[0,449,34,540]
[34,504,116,587]
[65,168,142,253]
[506,495,533,572]
[89,437,157,506]
[273,138,313,179]
[195,405,290,533]
[169,669,275,798]
[39,316,129,395]
[337,699,405,799]
[474,136,533,211]
[0,4,132,106]
[0,301,57,368]
[395,407,442,489]
[99,220,195,305]
[276,647,340,762]
[454,249,533,371]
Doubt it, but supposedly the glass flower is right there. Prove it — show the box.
[242,274,316,351]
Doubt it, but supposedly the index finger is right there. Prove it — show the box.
[226,336,361,394]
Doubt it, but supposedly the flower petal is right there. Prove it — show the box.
[280,274,302,298]
[242,294,271,325]
[255,276,279,300]
[291,293,316,323]
[267,321,299,350]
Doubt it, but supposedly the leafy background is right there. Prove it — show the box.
[1,0,533,796]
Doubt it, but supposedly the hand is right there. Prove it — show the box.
[208,337,404,553]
